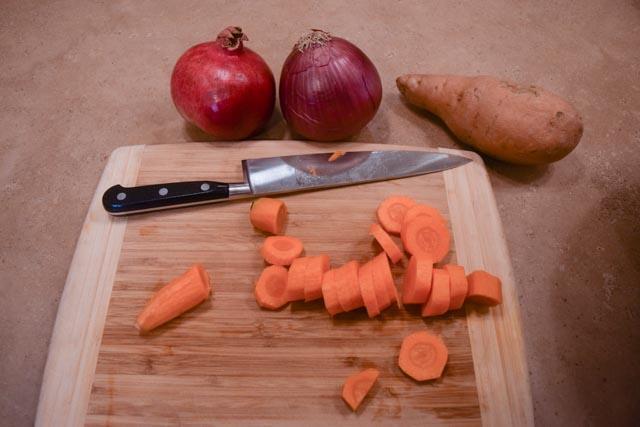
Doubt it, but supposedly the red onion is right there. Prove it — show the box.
[171,26,275,140]
[279,30,382,141]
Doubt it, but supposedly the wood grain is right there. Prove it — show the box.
[37,141,532,426]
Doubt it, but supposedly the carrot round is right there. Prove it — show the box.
[303,255,330,302]
[401,204,447,240]
[335,261,363,312]
[260,235,303,266]
[421,268,450,317]
[443,264,468,310]
[254,265,289,310]
[466,270,502,306]
[402,255,433,304]
[250,197,287,234]
[342,368,380,411]
[372,253,398,308]
[398,331,448,381]
[136,264,211,333]
[369,223,403,264]
[285,257,309,302]
[321,269,343,316]
[376,195,416,235]
[401,216,451,263]
[358,261,380,318]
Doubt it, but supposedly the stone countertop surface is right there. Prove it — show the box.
[1,1,639,425]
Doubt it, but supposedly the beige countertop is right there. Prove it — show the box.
[1,1,639,425]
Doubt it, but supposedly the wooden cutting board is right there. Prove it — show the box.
[36,141,533,426]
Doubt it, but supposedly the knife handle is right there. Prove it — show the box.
[102,181,232,215]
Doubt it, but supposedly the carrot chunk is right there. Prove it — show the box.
[342,368,380,411]
[376,196,416,235]
[285,257,309,302]
[369,223,403,264]
[403,204,447,229]
[402,255,433,304]
[371,253,397,309]
[401,216,451,263]
[250,197,287,234]
[303,255,330,302]
[260,235,303,266]
[358,261,380,318]
[136,264,211,333]
[328,151,345,162]
[254,265,289,310]
[443,264,468,310]
[321,269,343,316]
[466,270,503,306]
[398,331,448,381]
[335,261,363,312]
[421,268,450,317]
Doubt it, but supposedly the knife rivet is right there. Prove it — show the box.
[158,187,168,196]
[200,183,210,191]
[116,192,126,201]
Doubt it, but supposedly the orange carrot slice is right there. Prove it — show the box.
[371,253,397,309]
[398,331,448,381]
[254,265,289,310]
[358,261,380,318]
[303,255,330,302]
[376,196,416,235]
[369,223,403,264]
[421,268,450,317]
[443,264,468,310]
[250,197,287,235]
[402,255,433,304]
[403,204,447,229]
[466,270,502,306]
[260,235,303,266]
[136,264,211,333]
[328,151,345,162]
[335,261,363,312]
[401,216,450,263]
[342,368,380,411]
[321,269,343,316]
[285,257,309,302]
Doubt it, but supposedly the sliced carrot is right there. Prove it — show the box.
[466,270,502,306]
[254,265,289,310]
[321,269,343,316]
[342,368,380,411]
[443,264,468,310]
[369,223,403,264]
[398,331,448,381]
[403,204,447,229]
[358,261,380,318]
[285,257,309,302]
[402,255,433,304]
[136,264,211,333]
[376,195,416,235]
[421,268,450,317]
[303,255,330,302]
[260,235,304,266]
[335,261,363,312]
[250,197,287,235]
[401,216,451,263]
[371,253,398,309]
[328,150,345,162]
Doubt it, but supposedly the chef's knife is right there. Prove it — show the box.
[102,150,471,215]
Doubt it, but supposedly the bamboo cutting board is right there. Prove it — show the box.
[36,141,533,426]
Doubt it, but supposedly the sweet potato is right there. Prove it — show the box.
[396,74,583,165]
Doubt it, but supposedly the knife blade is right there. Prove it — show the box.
[102,150,471,215]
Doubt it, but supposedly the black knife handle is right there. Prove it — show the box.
[102,181,229,215]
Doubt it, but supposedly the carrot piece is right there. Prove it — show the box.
[358,261,380,318]
[335,261,363,312]
[398,331,448,381]
[285,257,310,302]
[328,150,345,162]
[250,197,287,235]
[421,268,450,317]
[376,195,416,234]
[369,223,403,264]
[260,236,304,266]
[466,270,502,306]
[403,204,447,229]
[321,269,343,316]
[254,265,289,310]
[136,264,211,333]
[371,253,398,309]
[443,264,468,310]
[342,368,380,411]
[303,255,330,302]
[401,216,451,263]
[402,255,433,304]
